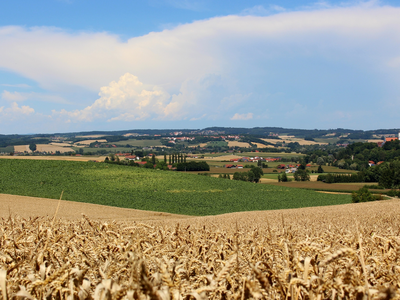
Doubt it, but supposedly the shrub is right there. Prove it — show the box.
[351,187,375,203]
[281,173,288,182]
[363,184,384,189]
[386,189,400,197]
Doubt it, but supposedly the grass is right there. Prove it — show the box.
[0,159,351,216]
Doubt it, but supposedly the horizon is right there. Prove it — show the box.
[3,126,400,136]
[1,0,400,134]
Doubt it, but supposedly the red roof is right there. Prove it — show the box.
[386,137,398,142]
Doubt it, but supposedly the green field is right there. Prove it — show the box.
[0,146,14,153]
[206,141,228,147]
[112,139,164,147]
[0,159,351,216]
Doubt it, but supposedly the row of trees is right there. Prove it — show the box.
[176,161,210,171]
[165,153,186,164]
[314,159,400,188]
[304,140,400,171]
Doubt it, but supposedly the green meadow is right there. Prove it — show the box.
[0,159,351,216]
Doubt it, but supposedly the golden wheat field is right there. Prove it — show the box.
[0,194,400,300]
[0,156,107,162]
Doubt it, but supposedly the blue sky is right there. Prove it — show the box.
[0,0,400,134]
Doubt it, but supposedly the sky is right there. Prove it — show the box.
[1,0,400,134]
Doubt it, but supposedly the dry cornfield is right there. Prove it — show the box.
[1,199,400,300]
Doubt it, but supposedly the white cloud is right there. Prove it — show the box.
[1,90,28,102]
[1,83,31,88]
[0,102,35,116]
[1,4,399,95]
[53,73,171,122]
[1,90,69,104]
[53,73,243,122]
[231,113,253,120]
[1,3,400,129]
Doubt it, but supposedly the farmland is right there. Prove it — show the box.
[0,195,399,299]
[0,159,351,216]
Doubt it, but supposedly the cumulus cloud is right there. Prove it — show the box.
[231,113,253,120]
[53,73,170,122]
[53,73,244,122]
[0,102,34,116]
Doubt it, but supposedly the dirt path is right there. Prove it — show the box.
[0,193,191,221]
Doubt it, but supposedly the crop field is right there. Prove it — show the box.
[240,152,303,158]
[113,139,164,147]
[75,135,106,138]
[0,198,399,299]
[74,139,108,145]
[269,181,385,192]
[253,142,273,148]
[0,155,107,162]
[14,144,75,153]
[0,159,351,216]
[227,141,251,148]
[207,141,228,147]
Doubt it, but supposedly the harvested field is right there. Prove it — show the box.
[14,144,75,153]
[227,141,251,148]
[253,142,273,148]
[75,135,106,138]
[261,137,328,146]
[195,167,250,174]
[268,181,389,192]
[0,194,399,299]
[202,155,243,161]
[0,194,190,221]
[0,155,107,162]
[36,144,75,153]
[14,145,30,152]
[50,142,73,147]
[74,139,107,145]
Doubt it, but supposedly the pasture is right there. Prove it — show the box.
[0,159,351,216]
